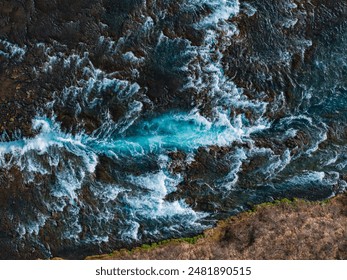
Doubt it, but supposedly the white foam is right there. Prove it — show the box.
[190,0,240,26]
[92,183,124,203]
[0,39,27,61]
[83,235,109,244]
[121,221,140,241]
[287,171,326,185]
[242,3,257,17]
[125,171,206,226]
[186,153,196,165]
[123,51,145,63]
[264,149,292,179]
[284,128,298,138]
[282,18,298,29]
[306,131,327,155]
[223,148,247,189]
[16,213,48,237]
[0,117,99,218]
[179,109,213,129]
[128,170,179,196]
[177,1,270,143]
[3,0,324,249]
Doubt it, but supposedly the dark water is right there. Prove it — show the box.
[0,0,346,259]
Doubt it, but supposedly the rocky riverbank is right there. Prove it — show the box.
[1,0,347,259]
[85,194,347,260]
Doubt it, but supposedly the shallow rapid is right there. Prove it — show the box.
[0,0,346,259]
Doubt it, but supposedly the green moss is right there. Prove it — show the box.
[178,235,204,244]
[141,244,152,250]
[319,198,331,205]
[250,197,300,212]
[106,234,206,257]
[148,234,203,248]
[275,198,292,204]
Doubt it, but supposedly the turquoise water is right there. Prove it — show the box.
[0,0,346,259]
[89,112,266,155]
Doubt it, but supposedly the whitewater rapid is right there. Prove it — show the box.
[0,0,346,259]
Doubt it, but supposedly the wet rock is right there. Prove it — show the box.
[0,0,346,260]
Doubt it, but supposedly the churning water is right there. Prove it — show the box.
[0,0,346,258]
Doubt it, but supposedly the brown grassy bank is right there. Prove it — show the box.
[85,194,347,260]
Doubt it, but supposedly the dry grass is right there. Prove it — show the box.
[86,194,347,260]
